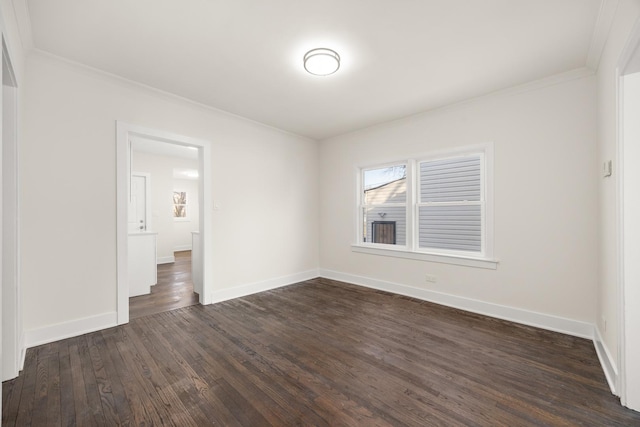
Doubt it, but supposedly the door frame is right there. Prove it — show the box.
[617,17,640,411]
[116,122,213,325]
[1,36,22,382]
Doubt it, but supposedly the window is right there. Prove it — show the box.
[361,164,407,246]
[355,145,495,268]
[418,156,482,253]
[173,191,188,220]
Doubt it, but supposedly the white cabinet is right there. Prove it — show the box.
[191,231,202,299]
[128,232,157,297]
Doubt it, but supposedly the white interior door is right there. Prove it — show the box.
[128,174,148,233]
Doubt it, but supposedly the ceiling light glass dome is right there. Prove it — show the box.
[303,48,340,76]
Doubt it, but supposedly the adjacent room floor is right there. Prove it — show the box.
[129,250,199,320]
[3,278,640,426]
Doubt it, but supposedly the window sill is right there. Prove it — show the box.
[351,244,498,270]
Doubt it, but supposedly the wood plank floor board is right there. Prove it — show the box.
[56,336,76,427]
[45,351,62,427]
[12,345,37,427]
[86,333,127,426]
[5,278,640,426]
[31,349,49,426]
[77,335,108,426]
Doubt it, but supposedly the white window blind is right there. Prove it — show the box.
[418,156,483,253]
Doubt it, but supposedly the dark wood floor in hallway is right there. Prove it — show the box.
[3,278,640,426]
[129,250,199,319]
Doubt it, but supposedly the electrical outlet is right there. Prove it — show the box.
[425,274,437,283]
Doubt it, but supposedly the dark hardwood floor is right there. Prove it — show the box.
[4,278,640,426]
[129,250,199,320]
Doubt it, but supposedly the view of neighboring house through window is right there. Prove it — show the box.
[362,164,407,245]
[418,156,482,252]
[357,145,491,260]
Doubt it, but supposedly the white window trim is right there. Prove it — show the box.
[353,143,497,269]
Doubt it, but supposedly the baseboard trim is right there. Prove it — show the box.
[174,245,192,252]
[594,325,619,395]
[157,256,175,264]
[24,311,118,349]
[211,269,320,304]
[319,269,594,339]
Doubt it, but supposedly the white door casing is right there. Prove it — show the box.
[116,122,213,325]
[618,17,640,412]
[1,36,21,383]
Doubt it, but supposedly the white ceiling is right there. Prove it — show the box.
[26,0,605,140]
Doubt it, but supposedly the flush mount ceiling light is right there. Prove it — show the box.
[303,48,340,76]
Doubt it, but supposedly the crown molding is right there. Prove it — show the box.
[28,48,315,142]
[323,67,595,142]
[586,0,620,71]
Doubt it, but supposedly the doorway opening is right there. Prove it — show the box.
[116,123,213,325]
[128,140,201,319]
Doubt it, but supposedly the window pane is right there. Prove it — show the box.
[420,157,481,202]
[174,205,187,218]
[363,165,406,204]
[173,191,187,204]
[363,206,406,245]
[418,205,481,252]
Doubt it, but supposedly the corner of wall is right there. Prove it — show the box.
[594,324,619,395]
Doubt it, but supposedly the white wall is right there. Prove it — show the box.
[132,151,199,261]
[21,52,319,334]
[319,73,598,327]
[596,0,640,384]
